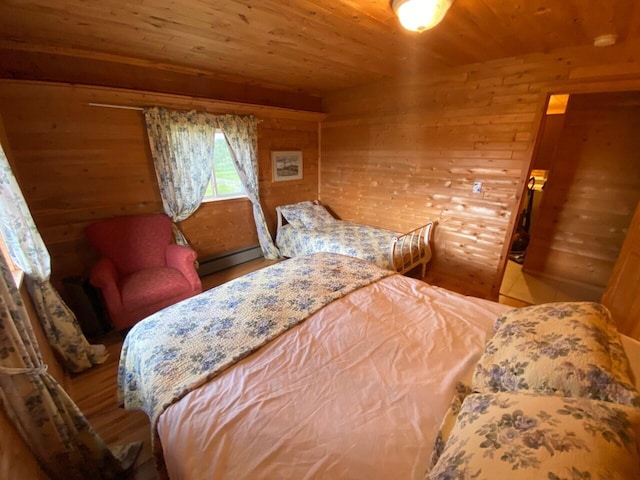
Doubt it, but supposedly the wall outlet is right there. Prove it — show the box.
[472,181,483,194]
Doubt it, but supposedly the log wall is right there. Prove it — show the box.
[524,92,640,288]
[0,81,322,291]
[320,39,640,298]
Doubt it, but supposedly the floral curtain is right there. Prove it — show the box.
[0,146,107,373]
[143,107,217,246]
[0,253,142,479]
[217,115,280,259]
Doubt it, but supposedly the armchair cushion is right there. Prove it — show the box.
[121,267,192,311]
[85,213,202,330]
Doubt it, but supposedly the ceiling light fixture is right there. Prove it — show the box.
[391,0,454,32]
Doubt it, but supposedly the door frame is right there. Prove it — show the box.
[494,77,640,299]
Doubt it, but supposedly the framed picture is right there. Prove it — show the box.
[272,151,303,182]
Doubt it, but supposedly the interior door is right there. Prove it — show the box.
[601,201,640,341]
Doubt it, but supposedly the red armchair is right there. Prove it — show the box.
[85,213,202,330]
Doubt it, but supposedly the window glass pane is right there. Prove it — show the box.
[203,131,245,201]
[213,132,244,196]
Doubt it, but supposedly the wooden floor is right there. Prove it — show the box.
[66,257,279,480]
[499,259,602,307]
[67,256,517,479]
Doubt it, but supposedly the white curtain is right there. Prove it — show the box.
[0,252,141,479]
[143,107,217,246]
[217,115,280,259]
[0,145,107,373]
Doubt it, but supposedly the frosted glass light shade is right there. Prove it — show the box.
[392,0,454,32]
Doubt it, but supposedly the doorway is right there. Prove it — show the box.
[499,91,640,306]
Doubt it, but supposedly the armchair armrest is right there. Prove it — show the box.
[166,244,202,292]
[89,257,123,312]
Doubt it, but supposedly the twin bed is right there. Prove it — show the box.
[275,200,434,276]
[118,253,640,479]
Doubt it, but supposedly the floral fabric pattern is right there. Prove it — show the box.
[145,110,280,259]
[0,144,107,373]
[428,382,472,471]
[217,115,280,259]
[277,221,402,270]
[0,250,141,479]
[143,107,217,247]
[279,201,337,229]
[279,201,314,228]
[119,253,393,429]
[471,302,639,406]
[427,392,640,480]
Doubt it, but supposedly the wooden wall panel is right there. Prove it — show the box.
[602,201,640,340]
[0,48,323,112]
[525,92,640,288]
[0,409,48,480]
[0,81,321,291]
[321,39,640,299]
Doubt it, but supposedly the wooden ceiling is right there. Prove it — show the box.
[1,0,639,97]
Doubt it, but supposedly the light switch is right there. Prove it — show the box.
[472,181,483,193]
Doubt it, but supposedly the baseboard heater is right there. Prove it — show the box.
[198,244,263,277]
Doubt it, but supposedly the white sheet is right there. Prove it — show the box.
[158,275,509,479]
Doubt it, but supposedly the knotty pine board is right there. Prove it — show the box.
[320,39,640,299]
[0,81,321,291]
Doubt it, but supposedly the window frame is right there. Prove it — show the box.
[202,129,247,203]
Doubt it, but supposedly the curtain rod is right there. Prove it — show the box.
[87,103,261,121]
[88,102,144,111]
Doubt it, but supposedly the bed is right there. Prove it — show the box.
[275,200,434,276]
[118,253,640,480]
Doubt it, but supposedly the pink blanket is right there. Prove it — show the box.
[158,275,510,479]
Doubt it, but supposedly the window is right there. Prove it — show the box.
[203,130,246,201]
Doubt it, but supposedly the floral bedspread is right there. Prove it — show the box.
[117,252,393,428]
[276,221,400,270]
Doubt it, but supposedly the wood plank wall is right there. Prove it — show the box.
[0,285,65,480]
[0,81,321,291]
[525,92,640,289]
[320,39,640,299]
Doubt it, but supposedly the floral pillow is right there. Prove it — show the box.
[279,201,336,229]
[427,382,471,471]
[471,302,640,406]
[296,204,336,229]
[278,201,315,229]
[427,392,640,480]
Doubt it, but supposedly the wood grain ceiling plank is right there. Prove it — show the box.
[1,0,638,95]
[433,0,533,63]
[191,0,415,71]
[129,0,401,69]
[2,0,404,91]
[572,0,635,41]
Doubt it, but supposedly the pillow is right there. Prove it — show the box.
[278,201,336,229]
[427,382,471,471]
[427,392,640,480]
[471,302,639,406]
[278,201,315,229]
[296,204,336,229]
